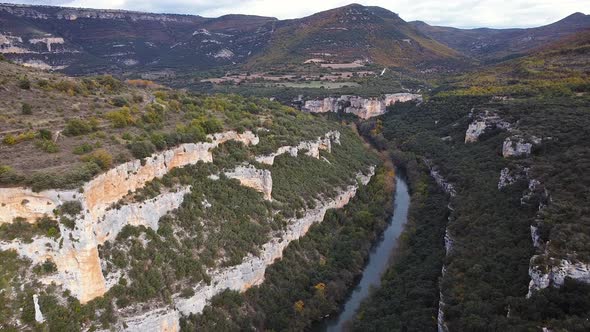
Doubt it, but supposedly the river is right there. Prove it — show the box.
[316,171,410,331]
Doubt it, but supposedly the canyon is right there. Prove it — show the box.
[0,128,367,330]
[0,130,259,303]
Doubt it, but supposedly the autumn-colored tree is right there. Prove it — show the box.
[294,300,305,313]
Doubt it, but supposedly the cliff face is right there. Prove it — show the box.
[118,168,375,331]
[424,160,455,332]
[464,110,511,143]
[301,93,422,119]
[0,129,347,308]
[223,166,273,201]
[255,131,340,165]
[0,131,258,303]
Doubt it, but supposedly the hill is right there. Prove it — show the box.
[0,3,276,74]
[411,12,590,62]
[247,4,464,69]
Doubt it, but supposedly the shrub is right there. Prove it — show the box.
[35,139,59,153]
[127,141,155,159]
[59,201,83,216]
[21,103,33,115]
[18,78,31,90]
[73,143,94,155]
[2,131,35,145]
[64,118,98,136]
[111,96,129,107]
[2,134,16,145]
[81,149,113,170]
[106,107,134,128]
[38,129,52,140]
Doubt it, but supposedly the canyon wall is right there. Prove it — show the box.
[118,167,375,332]
[302,93,422,119]
[223,166,273,201]
[0,131,258,303]
[0,130,346,307]
[424,160,455,332]
[255,131,340,165]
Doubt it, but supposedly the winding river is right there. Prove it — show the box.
[317,171,410,331]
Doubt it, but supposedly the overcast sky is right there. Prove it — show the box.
[3,0,587,28]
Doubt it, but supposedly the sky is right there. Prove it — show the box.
[2,0,588,28]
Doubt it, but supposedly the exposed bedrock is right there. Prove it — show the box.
[255,130,340,165]
[0,131,258,303]
[301,93,422,119]
[118,168,375,331]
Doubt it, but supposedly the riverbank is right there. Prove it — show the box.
[179,164,395,331]
[315,170,410,331]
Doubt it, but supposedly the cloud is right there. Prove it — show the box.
[2,0,587,28]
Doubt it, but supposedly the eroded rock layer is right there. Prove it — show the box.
[0,131,258,303]
[302,93,422,119]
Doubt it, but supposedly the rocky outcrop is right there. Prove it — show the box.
[223,166,273,201]
[528,259,590,297]
[123,308,180,332]
[28,37,64,52]
[464,110,511,143]
[425,160,456,332]
[0,4,199,23]
[0,131,258,303]
[502,135,541,158]
[33,294,45,323]
[97,187,191,243]
[301,93,422,119]
[0,188,77,224]
[255,131,340,165]
[498,167,531,190]
[117,168,375,331]
[424,159,456,197]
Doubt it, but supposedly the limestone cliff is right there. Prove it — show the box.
[116,167,375,331]
[255,131,340,165]
[223,166,273,201]
[301,93,422,119]
[424,160,455,332]
[0,131,258,303]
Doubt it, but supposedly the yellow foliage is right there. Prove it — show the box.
[314,282,326,296]
[294,300,305,313]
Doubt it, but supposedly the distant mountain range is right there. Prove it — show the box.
[0,3,588,74]
[410,12,590,62]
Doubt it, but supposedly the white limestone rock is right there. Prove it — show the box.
[464,111,511,143]
[33,294,45,323]
[528,258,590,297]
[255,131,340,165]
[502,135,540,158]
[224,166,273,201]
[302,94,422,119]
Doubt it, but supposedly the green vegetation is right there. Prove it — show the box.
[64,118,99,136]
[353,85,590,330]
[354,161,449,331]
[21,102,33,115]
[0,216,60,242]
[181,165,393,331]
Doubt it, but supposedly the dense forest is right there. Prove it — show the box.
[354,91,590,330]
